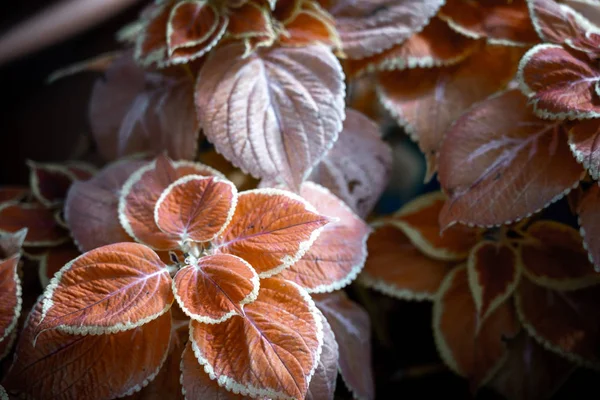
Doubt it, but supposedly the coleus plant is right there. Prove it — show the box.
[359,191,600,397]
[2,154,375,399]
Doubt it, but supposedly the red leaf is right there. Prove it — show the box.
[344,17,480,78]
[438,89,584,228]
[0,202,69,247]
[389,191,480,261]
[578,184,600,270]
[154,175,237,243]
[119,155,221,250]
[569,119,600,179]
[279,182,370,292]
[213,188,331,277]
[528,0,600,53]
[134,1,172,67]
[195,43,345,190]
[37,243,81,288]
[433,266,520,387]
[189,278,323,399]
[467,241,520,321]
[90,54,201,161]
[315,291,374,400]
[38,243,173,335]
[65,159,146,252]
[309,108,392,218]
[377,45,523,179]
[173,254,259,323]
[518,44,600,119]
[0,255,21,347]
[521,220,600,290]
[4,303,172,399]
[27,161,78,207]
[439,0,538,45]
[228,1,275,43]
[0,186,28,203]
[280,0,340,49]
[488,333,576,400]
[515,278,600,367]
[167,1,226,62]
[326,0,444,59]
[360,225,454,301]
[306,310,339,400]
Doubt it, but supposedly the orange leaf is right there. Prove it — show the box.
[377,45,523,180]
[0,228,27,259]
[0,202,69,247]
[119,155,221,250]
[0,255,21,347]
[306,310,339,400]
[360,224,453,301]
[4,303,172,399]
[389,191,480,261]
[279,182,370,292]
[327,0,445,59]
[154,175,237,244]
[213,189,331,277]
[569,119,600,180]
[314,291,374,400]
[280,1,340,49]
[227,1,275,46]
[579,184,600,271]
[344,17,480,78]
[37,243,81,288]
[189,278,322,399]
[38,243,173,335]
[518,44,600,120]
[438,89,584,228]
[515,278,600,367]
[520,220,600,290]
[488,333,576,400]
[0,186,28,203]
[167,1,227,63]
[27,161,78,208]
[181,341,243,399]
[309,108,392,218]
[173,254,259,323]
[433,266,520,387]
[467,241,521,321]
[438,0,538,45]
[195,43,345,190]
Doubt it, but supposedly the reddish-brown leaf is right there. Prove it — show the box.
[27,161,78,207]
[433,266,520,387]
[0,255,21,347]
[569,119,600,179]
[195,43,345,190]
[119,156,221,250]
[515,277,600,367]
[579,184,600,270]
[0,186,28,203]
[65,159,145,252]
[389,191,480,261]
[488,333,575,400]
[520,220,600,289]
[4,304,172,399]
[438,89,584,228]
[167,1,226,61]
[439,0,538,45]
[278,182,370,292]
[309,108,392,218]
[213,189,331,277]
[377,45,523,179]
[518,44,600,119]
[227,1,274,41]
[154,175,237,244]
[315,291,374,400]
[39,243,173,335]
[189,278,322,400]
[0,202,69,247]
[280,0,340,49]
[326,0,445,59]
[344,17,480,78]
[360,224,454,301]
[173,254,259,323]
[134,0,173,67]
[467,241,520,321]
[90,54,201,161]
[37,243,81,288]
